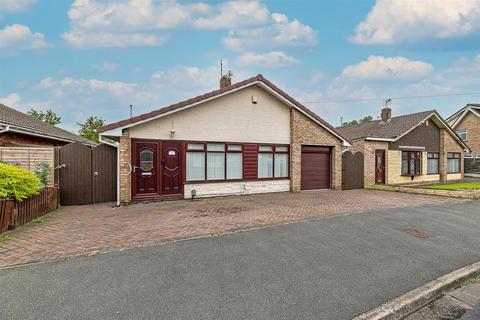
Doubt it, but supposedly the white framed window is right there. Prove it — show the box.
[447,152,461,173]
[456,130,468,141]
[427,152,439,174]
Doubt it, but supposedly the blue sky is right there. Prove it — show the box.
[1,0,480,132]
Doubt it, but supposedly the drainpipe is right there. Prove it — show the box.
[99,135,121,207]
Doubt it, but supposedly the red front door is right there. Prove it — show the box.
[375,150,385,184]
[161,141,182,196]
[133,142,158,196]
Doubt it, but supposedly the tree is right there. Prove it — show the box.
[342,115,373,126]
[77,116,105,143]
[27,109,61,125]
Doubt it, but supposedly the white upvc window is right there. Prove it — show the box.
[456,130,468,141]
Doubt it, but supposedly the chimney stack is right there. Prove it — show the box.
[380,107,392,123]
[220,71,232,88]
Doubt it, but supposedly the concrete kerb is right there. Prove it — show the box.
[353,261,480,320]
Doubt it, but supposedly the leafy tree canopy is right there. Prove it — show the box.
[77,116,105,143]
[342,115,373,126]
[27,109,61,125]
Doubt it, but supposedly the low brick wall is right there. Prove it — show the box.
[367,184,480,200]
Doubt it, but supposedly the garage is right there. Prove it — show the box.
[301,146,331,190]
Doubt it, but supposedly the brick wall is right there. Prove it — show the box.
[454,112,480,155]
[119,129,131,204]
[387,150,440,185]
[290,109,343,191]
[0,132,61,147]
[440,129,464,182]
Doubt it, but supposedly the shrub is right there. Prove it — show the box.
[0,163,43,201]
[34,162,52,187]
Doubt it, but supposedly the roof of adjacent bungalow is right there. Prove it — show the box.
[97,74,351,146]
[446,103,480,129]
[0,103,96,146]
[336,109,470,151]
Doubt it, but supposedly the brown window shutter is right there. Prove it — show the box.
[243,144,258,179]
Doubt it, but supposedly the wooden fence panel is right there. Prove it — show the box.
[58,142,117,205]
[0,188,58,234]
[0,147,55,186]
[342,151,364,190]
[14,187,59,226]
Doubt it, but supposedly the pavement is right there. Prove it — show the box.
[405,277,480,320]
[0,189,463,268]
[1,200,479,319]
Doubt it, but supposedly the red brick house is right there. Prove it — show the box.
[337,107,469,187]
[447,104,480,158]
[98,74,351,204]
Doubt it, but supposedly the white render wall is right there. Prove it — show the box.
[184,179,290,199]
[129,85,291,144]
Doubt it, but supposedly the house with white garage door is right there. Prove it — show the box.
[97,74,351,204]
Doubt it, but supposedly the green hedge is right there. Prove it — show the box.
[0,163,43,201]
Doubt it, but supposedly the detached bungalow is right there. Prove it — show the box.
[98,74,350,204]
[336,107,469,187]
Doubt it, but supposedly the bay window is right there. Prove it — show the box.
[447,152,461,173]
[427,152,439,174]
[401,151,421,176]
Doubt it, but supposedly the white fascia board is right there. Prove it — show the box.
[363,137,395,142]
[98,80,351,147]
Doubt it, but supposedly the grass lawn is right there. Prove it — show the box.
[424,182,480,190]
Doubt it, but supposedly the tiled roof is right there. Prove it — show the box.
[97,74,350,143]
[0,104,95,145]
[336,110,435,141]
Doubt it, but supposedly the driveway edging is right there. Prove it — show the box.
[353,261,480,320]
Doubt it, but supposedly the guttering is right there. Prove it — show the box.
[99,135,120,207]
[362,137,395,142]
[0,125,10,134]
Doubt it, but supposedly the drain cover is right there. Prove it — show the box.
[404,228,432,239]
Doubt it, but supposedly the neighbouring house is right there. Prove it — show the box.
[98,74,351,203]
[336,107,470,187]
[0,103,95,185]
[446,103,480,158]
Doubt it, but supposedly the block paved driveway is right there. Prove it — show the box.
[0,189,464,268]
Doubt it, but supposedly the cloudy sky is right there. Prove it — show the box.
[1,0,480,132]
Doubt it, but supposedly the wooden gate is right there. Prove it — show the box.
[58,142,117,205]
[342,151,364,190]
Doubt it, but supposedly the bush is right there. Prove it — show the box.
[34,162,52,187]
[0,163,43,201]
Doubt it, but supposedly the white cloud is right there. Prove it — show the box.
[62,31,167,48]
[64,0,317,50]
[236,51,299,68]
[0,0,35,14]
[352,0,480,44]
[224,12,317,51]
[0,93,21,106]
[194,1,269,29]
[0,24,48,50]
[340,56,434,80]
[92,62,120,72]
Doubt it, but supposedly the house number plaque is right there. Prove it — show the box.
[168,150,176,156]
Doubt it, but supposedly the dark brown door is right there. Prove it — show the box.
[375,150,385,184]
[161,141,182,196]
[301,146,331,190]
[133,142,158,196]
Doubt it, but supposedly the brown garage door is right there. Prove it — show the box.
[301,146,331,190]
